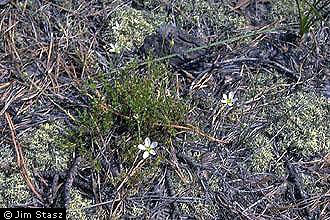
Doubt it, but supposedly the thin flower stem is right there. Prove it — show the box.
[158,123,230,144]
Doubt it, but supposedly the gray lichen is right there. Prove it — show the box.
[108,7,164,53]
[248,91,329,172]
[20,121,71,172]
[0,121,94,220]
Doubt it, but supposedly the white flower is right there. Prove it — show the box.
[138,137,158,159]
[221,91,237,107]
[109,43,121,54]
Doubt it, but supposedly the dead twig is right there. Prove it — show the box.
[4,111,43,201]
[166,123,230,144]
[64,156,81,209]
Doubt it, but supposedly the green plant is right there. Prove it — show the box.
[295,0,327,36]
[64,60,187,167]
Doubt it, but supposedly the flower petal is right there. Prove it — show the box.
[145,137,151,147]
[150,149,156,155]
[143,151,149,159]
[150,142,158,148]
[229,92,235,99]
[138,144,146,150]
[221,99,227,104]
[222,94,228,100]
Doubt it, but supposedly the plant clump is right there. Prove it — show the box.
[64,60,187,170]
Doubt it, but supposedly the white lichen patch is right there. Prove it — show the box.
[0,144,16,173]
[250,137,274,172]
[176,0,248,32]
[20,121,71,172]
[109,7,164,53]
[67,189,96,220]
[247,90,329,172]
[238,62,330,172]
[0,144,30,207]
[0,121,71,207]
[0,121,98,218]
[272,0,297,22]
[130,206,145,217]
[281,92,329,156]
[0,172,31,208]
